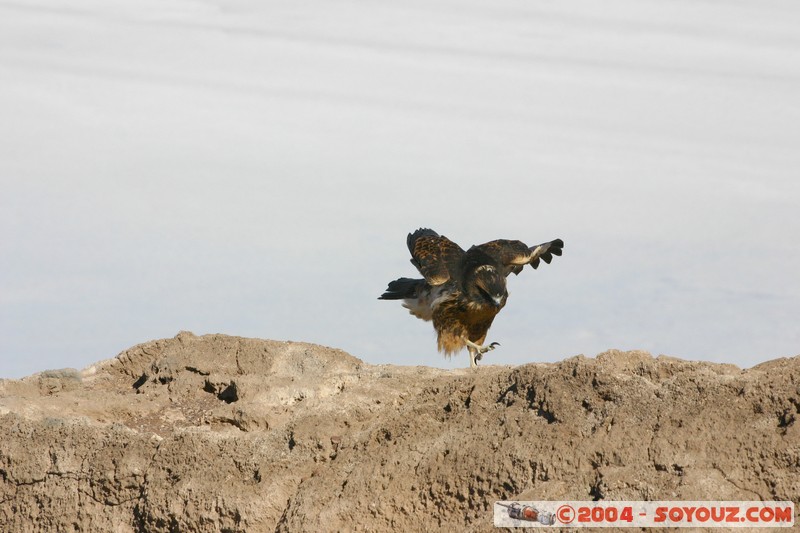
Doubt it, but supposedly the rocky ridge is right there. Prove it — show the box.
[1,332,798,531]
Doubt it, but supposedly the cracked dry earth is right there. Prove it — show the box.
[1,332,799,532]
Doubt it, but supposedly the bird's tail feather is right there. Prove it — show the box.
[378,277,425,300]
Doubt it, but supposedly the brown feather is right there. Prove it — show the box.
[432,295,500,356]
[409,233,464,285]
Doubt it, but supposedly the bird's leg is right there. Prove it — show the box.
[468,345,479,369]
[464,339,500,368]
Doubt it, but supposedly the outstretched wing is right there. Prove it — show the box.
[407,228,465,285]
[473,238,564,276]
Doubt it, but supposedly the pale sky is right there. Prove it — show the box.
[2,0,799,378]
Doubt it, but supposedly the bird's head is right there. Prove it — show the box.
[468,265,508,309]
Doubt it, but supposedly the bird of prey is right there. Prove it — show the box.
[379,228,564,368]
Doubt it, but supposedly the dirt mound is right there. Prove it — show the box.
[1,332,798,531]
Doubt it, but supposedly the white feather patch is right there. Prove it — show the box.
[402,285,448,321]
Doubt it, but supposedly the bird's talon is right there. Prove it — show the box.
[480,342,499,354]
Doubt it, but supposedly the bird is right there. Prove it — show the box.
[379,228,564,368]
